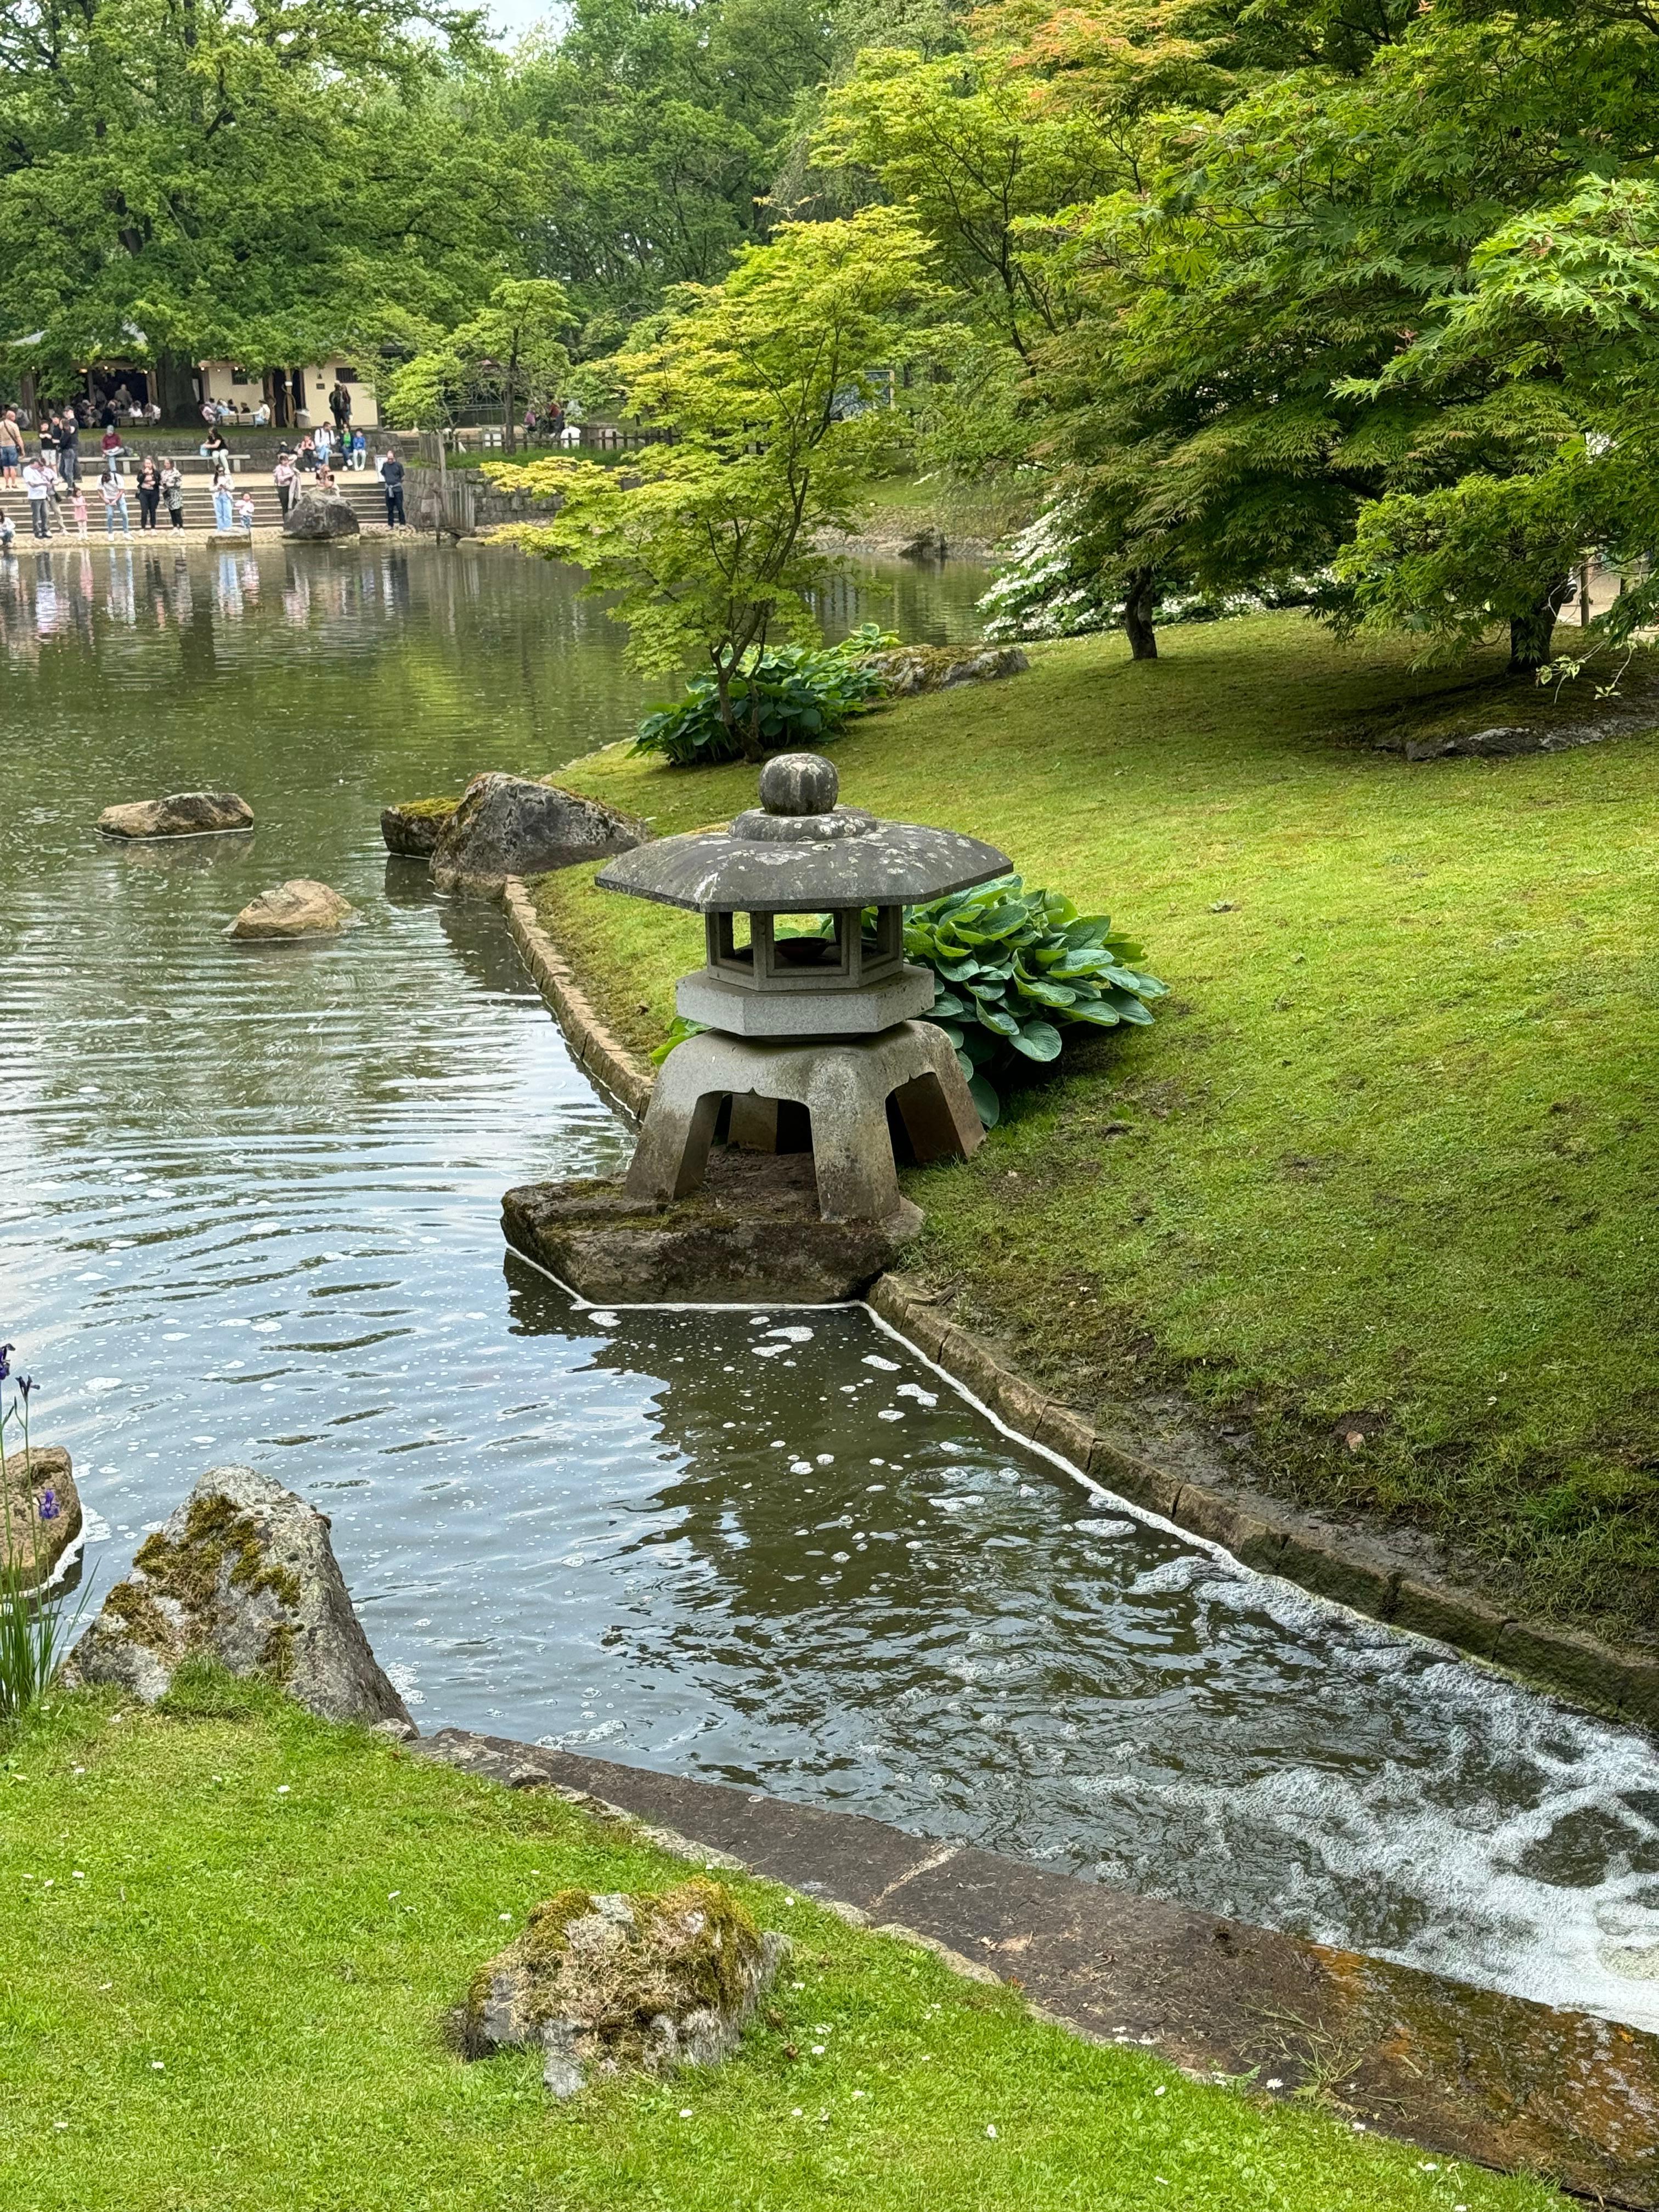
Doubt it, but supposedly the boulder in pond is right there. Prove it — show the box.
[458,1879,786,2098]
[63,1464,414,1731]
[2,1444,81,1590]
[97,791,255,840]
[228,879,356,940]
[430,773,645,895]
[283,493,360,541]
[381,798,459,858]
[896,526,947,562]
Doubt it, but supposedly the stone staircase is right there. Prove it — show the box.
[66,460,390,533]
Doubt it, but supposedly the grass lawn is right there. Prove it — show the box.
[0,1677,1565,2212]
[527,613,1659,1645]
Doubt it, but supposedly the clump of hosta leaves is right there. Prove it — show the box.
[906,876,1167,1125]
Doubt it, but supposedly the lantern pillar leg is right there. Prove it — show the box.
[623,1051,726,1203]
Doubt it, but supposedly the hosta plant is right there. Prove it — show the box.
[633,625,896,767]
[904,876,1168,1125]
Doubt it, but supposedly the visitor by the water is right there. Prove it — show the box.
[0,409,21,484]
[330,379,352,429]
[162,461,184,529]
[136,455,161,531]
[235,489,255,533]
[200,425,229,463]
[0,507,13,549]
[55,411,80,487]
[314,421,332,469]
[296,433,317,475]
[211,462,234,533]
[22,455,55,537]
[71,486,88,537]
[99,462,129,535]
[273,449,296,515]
[380,447,406,527]
[351,427,366,470]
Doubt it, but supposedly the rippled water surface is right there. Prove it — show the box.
[5,538,1659,2034]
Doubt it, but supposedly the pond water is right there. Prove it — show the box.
[5,538,1659,2035]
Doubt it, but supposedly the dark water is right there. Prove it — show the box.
[4,537,1658,2033]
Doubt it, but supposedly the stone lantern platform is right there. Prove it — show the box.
[502,753,1011,1306]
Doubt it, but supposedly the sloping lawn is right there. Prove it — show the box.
[0,1680,1561,2212]
[528,613,1659,1644]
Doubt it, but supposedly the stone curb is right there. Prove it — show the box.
[499,885,1658,1740]
[500,876,652,1126]
[417,1727,1659,2205]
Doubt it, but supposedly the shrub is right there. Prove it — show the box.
[905,876,1168,1125]
[633,625,896,767]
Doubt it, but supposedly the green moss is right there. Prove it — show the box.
[534,613,1659,1644]
[392,794,461,821]
[129,1494,300,1677]
[101,1577,175,1652]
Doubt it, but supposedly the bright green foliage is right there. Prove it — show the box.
[634,626,896,766]
[490,208,936,757]
[905,876,1167,1125]
[383,280,573,448]
[0,1685,1560,2210]
[0,0,535,390]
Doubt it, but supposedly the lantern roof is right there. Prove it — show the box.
[595,753,1011,916]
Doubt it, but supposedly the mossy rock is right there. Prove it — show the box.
[381,797,460,857]
[461,1878,786,2096]
[1,1444,81,1589]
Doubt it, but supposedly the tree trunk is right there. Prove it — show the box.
[1124,567,1159,661]
[1509,593,1559,676]
[154,352,196,426]
[503,364,517,454]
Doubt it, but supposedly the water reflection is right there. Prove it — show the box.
[4,540,1658,2041]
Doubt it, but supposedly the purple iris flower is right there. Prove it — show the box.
[0,1344,12,1382]
[16,1375,31,1401]
[38,1488,58,1522]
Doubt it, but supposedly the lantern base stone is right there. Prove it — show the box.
[503,1155,922,1306]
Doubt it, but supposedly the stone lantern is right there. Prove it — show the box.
[595,753,1011,1225]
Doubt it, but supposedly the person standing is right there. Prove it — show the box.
[99,461,130,535]
[22,454,55,538]
[161,459,185,529]
[57,410,80,489]
[330,379,351,431]
[71,484,89,537]
[235,488,255,533]
[380,447,406,528]
[272,447,296,516]
[136,454,162,531]
[0,409,21,486]
[211,460,234,533]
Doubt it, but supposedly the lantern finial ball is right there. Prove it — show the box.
[759,752,838,818]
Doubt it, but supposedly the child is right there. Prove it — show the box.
[352,426,366,471]
[71,487,88,537]
[0,507,14,550]
[235,489,255,533]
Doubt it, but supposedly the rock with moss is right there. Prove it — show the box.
[460,1880,786,2098]
[2,1444,81,1589]
[62,1465,413,1733]
[861,644,1029,696]
[430,773,645,895]
[381,797,459,857]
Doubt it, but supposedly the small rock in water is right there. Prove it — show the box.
[228,881,356,940]
[1,1444,81,1588]
[430,772,644,894]
[459,1878,787,2098]
[97,792,254,840]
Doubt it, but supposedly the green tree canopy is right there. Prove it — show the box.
[494,205,936,751]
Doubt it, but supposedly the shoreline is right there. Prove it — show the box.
[498,872,1659,1740]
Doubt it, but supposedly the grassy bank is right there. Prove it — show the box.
[0,1677,1562,2211]
[529,613,1659,1645]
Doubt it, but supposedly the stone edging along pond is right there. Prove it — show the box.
[499,876,1659,1741]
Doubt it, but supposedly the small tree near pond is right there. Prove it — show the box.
[489,207,935,760]
[385,280,573,452]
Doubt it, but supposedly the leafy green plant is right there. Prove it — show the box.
[633,625,897,766]
[904,876,1167,1125]
[0,1346,92,1720]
